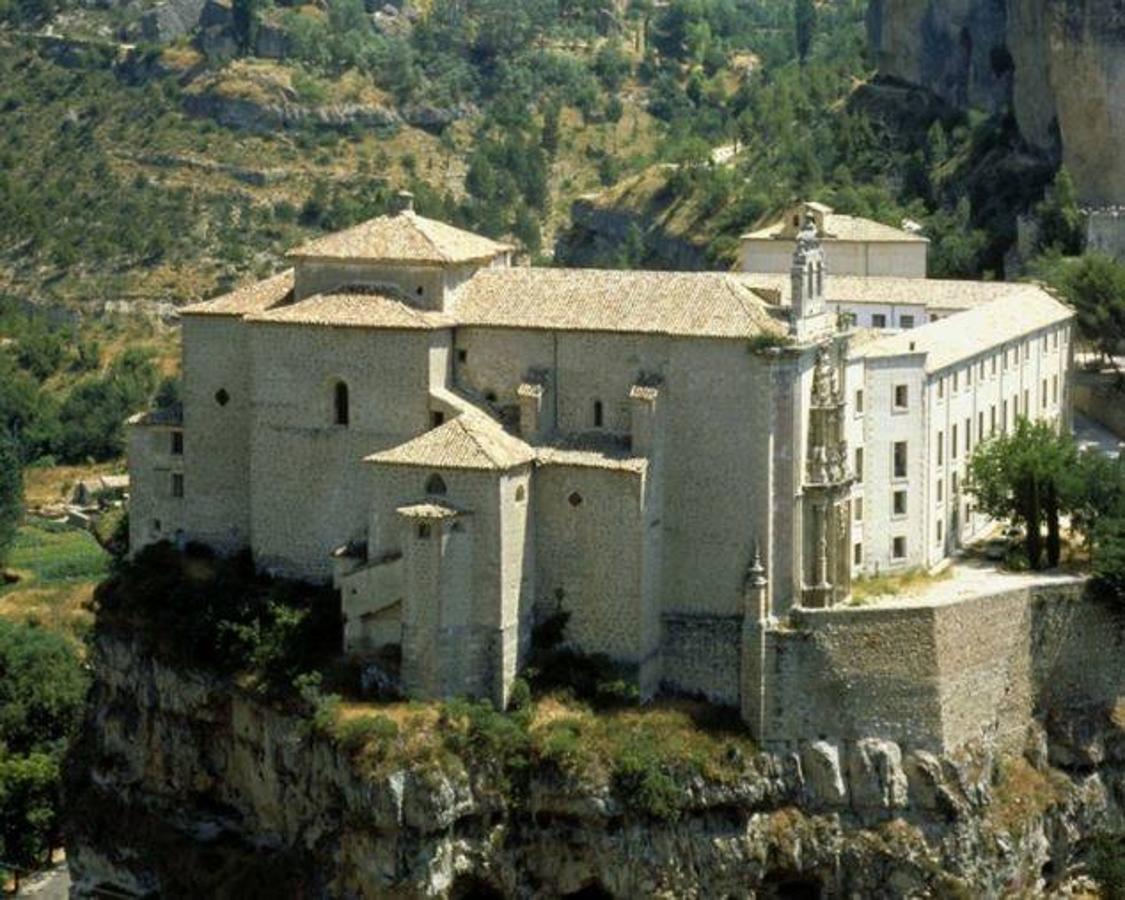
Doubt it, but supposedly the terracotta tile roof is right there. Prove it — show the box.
[181,269,294,317]
[288,210,512,264]
[456,268,787,339]
[741,213,927,243]
[857,289,1073,372]
[365,412,535,470]
[737,273,1047,311]
[536,432,647,473]
[246,292,453,329]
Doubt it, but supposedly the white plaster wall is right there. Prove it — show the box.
[739,239,927,277]
[829,301,929,330]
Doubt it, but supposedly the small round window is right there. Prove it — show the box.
[567,491,583,507]
[215,388,230,406]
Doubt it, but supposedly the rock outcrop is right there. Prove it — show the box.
[867,0,1125,204]
[65,632,1125,897]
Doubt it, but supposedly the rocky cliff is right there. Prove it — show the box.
[867,0,1125,204]
[65,632,1125,897]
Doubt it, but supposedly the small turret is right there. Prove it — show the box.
[789,218,832,341]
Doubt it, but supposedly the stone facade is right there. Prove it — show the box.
[128,198,1079,745]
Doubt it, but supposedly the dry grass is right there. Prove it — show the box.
[849,566,954,604]
[23,462,124,510]
[988,757,1068,835]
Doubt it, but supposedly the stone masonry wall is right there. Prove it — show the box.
[773,580,1122,754]
[660,613,742,705]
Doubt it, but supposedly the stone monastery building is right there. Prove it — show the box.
[128,195,1075,731]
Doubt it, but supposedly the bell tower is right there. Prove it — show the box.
[789,217,832,342]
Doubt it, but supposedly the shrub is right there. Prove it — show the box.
[336,714,398,755]
[1090,833,1125,899]
[611,736,683,821]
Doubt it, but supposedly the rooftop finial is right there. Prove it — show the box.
[394,190,415,214]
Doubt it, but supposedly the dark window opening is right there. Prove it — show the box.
[214,388,230,406]
[593,400,603,428]
[431,411,445,428]
[568,491,583,507]
[425,473,447,495]
[171,473,184,498]
[415,285,424,296]
[153,519,161,533]
[334,381,350,426]
[171,431,183,455]
[457,348,468,363]
[417,524,431,539]
[515,485,526,502]
[485,391,498,404]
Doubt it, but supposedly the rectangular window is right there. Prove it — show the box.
[979,361,985,379]
[1004,349,1010,370]
[854,542,863,565]
[171,431,183,455]
[854,497,863,520]
[937,519,943,542]
[1024,389,1030,415]
[966,366,972,386]
[171,473,183,498]
[952,471,959,494]
[991,356,997,376]
[431,410,445,428]
[1053,331,1059,350]
[892,536,906,559]
[964,417,971,453]
[953,371,959,392]
[990,405,996,435]
[893,384,908,410]
[1052,375,1058,403]
[1042,379,1048,408]
[457,348,468,363]
[1024,341,1030,363]
[938,378,945,400]
[952,425,958,459]
[855,447,864,482]
[893,490,907,516]
[937,478,943,502]
[978,412,984,442]
[872,313,887,328]
[937,431,944,465]
[1042,335,1048,352]
[900,314,915,329]
[855,389,864,413]
[893,441,907,479]
[1002,400,1008,432]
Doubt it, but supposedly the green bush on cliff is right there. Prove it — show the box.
[95,542,341,695]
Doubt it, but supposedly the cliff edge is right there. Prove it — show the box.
[867,0,1125,204]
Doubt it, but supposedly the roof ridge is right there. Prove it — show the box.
[404,213,452,264]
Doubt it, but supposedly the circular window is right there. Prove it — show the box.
[568,491,583,507]
[215,388,230,406]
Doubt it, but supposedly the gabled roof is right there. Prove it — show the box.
[287,210,512,265]
[181,269,294,318]
[736,273,1047,312]
[856,288,1072,372]
[456,268,787,339]
[365,413,535,471]
[741,212,927,243]
[246,292,453,329]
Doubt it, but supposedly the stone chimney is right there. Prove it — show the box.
[517,379,547,441]
[629,383,661,457]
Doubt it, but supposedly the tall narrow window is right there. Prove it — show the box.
[854,447,863,482]
[952,425,958,459]
[964,417,971,453]
[593,400,604,428]
[334,381,350,426]
[893,441,907,479]
[855,389,863,413]
[171,431,183,455]
[171,473,184,498]
[937,431,944,465]
[893,384,908,410]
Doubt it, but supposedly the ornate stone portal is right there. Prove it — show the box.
[801,344,852,608]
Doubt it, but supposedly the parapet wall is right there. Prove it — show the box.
[771,579,1122,753]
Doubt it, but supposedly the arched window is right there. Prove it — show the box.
[425,473,447,495]
[515,485,526,502]
[334,381,349,426]
[593,400,603,428]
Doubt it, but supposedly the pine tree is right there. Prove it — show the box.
[0,432,21,568]
[794,0,816,63]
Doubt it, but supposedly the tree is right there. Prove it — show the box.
[794,0,816,63]
[1035,166,1084,255]
[0,432,20,568]
[231,0,262,54]
[967,418,1077,569]
[1052,254,1125,365]
[0,752,61,888]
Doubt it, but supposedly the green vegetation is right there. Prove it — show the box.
[1034,252,1125,367]
[0,435,20,568]
[0,619,88,890]
[1091,833,1125,899]
[967,419,1125,588]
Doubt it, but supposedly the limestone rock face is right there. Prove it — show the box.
[65,633,1125,898]
[868,0,1125,203]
